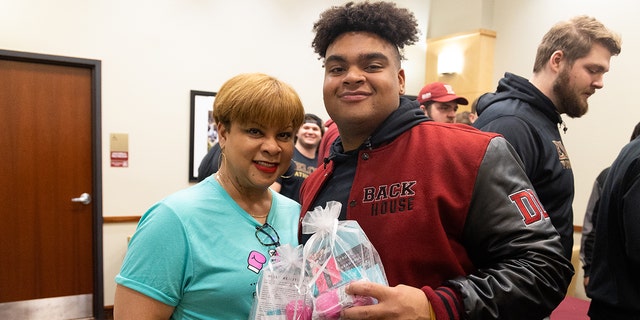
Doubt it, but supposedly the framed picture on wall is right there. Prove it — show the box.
[189,90,217,182]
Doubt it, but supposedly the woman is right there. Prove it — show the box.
[114,73,305,319]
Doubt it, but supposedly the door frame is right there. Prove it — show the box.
[0,49,104,319]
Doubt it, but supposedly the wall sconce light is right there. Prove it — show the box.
[437,45,464,75]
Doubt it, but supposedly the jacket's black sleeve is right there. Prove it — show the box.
[447,137,574,319]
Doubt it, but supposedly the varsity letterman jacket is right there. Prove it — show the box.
[299,97,573,320]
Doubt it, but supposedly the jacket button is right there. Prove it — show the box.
[349,200,357,207]
[361,153,370,160]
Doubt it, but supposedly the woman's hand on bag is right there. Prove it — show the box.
[341,281,432,320]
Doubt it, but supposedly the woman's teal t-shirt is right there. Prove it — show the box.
[116,176,301,319]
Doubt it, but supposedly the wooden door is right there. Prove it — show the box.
[0,50,103,319]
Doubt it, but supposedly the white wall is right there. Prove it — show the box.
[428,0,494,38]
[0,0,429,306]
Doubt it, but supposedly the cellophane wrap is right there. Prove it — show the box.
[301,201,388,319]
[250,244,312,320]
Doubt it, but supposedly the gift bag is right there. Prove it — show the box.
[250,244,313,320]
[302,201,388,320]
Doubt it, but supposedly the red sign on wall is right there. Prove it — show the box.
[111,151,129,167]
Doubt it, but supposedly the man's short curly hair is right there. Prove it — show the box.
[312,1,419,61]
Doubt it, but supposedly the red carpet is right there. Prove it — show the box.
[550,296,590,320]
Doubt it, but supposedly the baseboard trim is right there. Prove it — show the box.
[104,305,113,320]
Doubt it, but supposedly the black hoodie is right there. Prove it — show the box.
[473,72,574,260]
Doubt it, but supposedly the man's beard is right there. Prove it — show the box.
[553,68,588,118]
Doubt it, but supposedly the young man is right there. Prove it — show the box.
[272,113,324,202]
[473,16,622,260]
[299,2,573,319]
[587,134,640,319]
[417,82,468,123]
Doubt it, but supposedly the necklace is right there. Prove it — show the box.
[216,173,269,219]
[249,213,269,218]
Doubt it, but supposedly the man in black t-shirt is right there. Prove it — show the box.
[271,113,324,202]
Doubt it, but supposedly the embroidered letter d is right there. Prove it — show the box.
[509,189,549,225]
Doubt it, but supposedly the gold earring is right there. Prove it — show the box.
[217,146,225,171]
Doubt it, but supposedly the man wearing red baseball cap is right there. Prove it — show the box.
[417,82,469,123]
